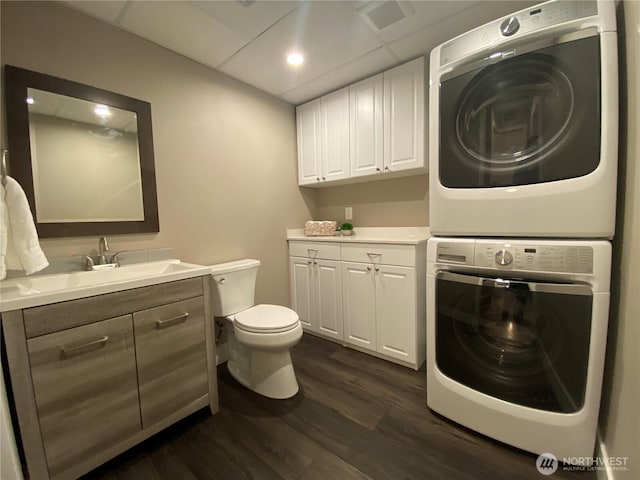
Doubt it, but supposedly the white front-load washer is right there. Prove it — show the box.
[429,0,618,238]
[426,237,611,463]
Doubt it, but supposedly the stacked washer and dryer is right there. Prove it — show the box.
[426,0,617,463]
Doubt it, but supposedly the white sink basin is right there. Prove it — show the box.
[0,259,211,312]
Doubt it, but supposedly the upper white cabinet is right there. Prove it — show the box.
[383,58,425,173]
[296,57,426,187]
[296,99,322,185]
[297,87,349,185]
[350,74,384,178]
[321,87,350,182]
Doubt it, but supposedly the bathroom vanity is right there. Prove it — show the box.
[0,261,217,480]
[287,227,429,370]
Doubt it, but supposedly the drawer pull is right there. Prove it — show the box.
[61,336,109,358]
[155,313,189,329]
[367,252,381,258]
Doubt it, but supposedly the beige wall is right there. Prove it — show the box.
[0,1,315,306]
[313,174,429,227]
[599,2,640,479]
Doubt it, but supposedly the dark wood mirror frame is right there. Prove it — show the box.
[4,65,159,238]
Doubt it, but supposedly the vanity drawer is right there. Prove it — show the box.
[133,296,208,428]
[27,314,141,478]
[289,241,341,260]
[341,243,416,267]
[23,277,204,338]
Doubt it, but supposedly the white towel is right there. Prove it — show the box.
[1,177,49,279]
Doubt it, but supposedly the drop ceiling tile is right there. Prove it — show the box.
[387,0,540,62]
[359,1,479,44]
[62,0,128,23]
[119,1,251,68]
[218,1,383,96]
[280,47,397,104]
[191,0,300,39]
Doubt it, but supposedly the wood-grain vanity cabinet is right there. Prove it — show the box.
[2,276,217,480]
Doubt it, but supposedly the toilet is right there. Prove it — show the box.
[209,259,302,399]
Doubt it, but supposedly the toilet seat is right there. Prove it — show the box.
[233,304,299,334]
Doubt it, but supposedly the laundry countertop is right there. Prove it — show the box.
[286,227,430,245]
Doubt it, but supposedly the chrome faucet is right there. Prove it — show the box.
[98,236,110,265]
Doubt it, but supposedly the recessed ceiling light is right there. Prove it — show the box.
[94,104,111,117]
[287,52,304,66]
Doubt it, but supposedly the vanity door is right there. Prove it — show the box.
[133,296,208,428]
[27,314,141,478]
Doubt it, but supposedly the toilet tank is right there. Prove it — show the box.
[209,259,260,317]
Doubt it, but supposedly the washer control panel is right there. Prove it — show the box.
[474,243,594,273]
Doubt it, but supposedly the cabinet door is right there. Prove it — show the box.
[28,315,140,478]
[296,99,322,185]
[375,265,416,363]
[383,57,425,173]
[134,296,208,428]
[290,256,316,332]
[315,259,343,340]
[321,87,350,182]
[349,74,384,178]
[342,262,376,351]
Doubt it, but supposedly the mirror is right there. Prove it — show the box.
[4,65,159,237]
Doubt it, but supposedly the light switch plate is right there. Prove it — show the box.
[345,207,353,220]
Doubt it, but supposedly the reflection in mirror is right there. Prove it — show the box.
[5,65,159,238]
[27,88,144,223]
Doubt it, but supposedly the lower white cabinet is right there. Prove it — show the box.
[342,262,377,350]
[342,262,417,364]
[290,252,343,341]
[289,239,426,369]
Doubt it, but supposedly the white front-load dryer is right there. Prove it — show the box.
[429,0,618,238]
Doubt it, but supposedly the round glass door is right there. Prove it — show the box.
[456,55,574,169]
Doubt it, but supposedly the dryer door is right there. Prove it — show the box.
[435,271,593,413]
[439,34,601,188]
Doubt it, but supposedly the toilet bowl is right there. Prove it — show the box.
[210,259,302,399]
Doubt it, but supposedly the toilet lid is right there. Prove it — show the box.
[233,304,299,333]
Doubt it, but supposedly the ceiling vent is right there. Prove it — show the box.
[360,1,414,32]
[236,0,256,7]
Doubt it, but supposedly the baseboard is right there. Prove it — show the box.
[596,437,614,480]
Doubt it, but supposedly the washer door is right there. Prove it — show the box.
[435,271,593,413]
[439,34,601,188]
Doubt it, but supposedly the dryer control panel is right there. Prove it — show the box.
[435,241,594,274]
[439,0,598,67]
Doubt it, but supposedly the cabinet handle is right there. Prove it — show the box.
[313,261,317,265]
[61,336,109,358]
[156,313,189,329]
[316,177,320,181]
[384,166,390,171]
[367,252,381,258]
[322,177,326,181]
[367,266,372,271]
[375,267,380,272]
[376,167,381,172]
[308,260,312,265]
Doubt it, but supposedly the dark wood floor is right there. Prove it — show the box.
[84,334,595,480]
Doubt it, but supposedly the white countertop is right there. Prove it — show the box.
[287,227,430,245]
[0,260,211,312]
